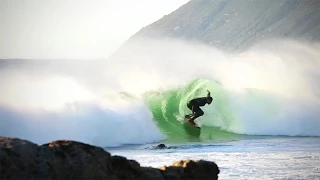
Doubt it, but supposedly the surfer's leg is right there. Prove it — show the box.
[185,103,194,118]
[189,106,204,123]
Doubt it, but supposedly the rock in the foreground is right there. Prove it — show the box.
[0,137,219,179]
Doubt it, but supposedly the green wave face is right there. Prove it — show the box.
[144,78,243,142]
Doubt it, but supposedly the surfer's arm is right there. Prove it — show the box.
[207,90,211,97]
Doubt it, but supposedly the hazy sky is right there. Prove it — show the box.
[0,0,189,59]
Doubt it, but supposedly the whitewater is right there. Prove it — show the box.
[1,38,320,148]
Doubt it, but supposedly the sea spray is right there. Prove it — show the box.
[145,78,320,139]
[1,38,320,145]
[0,93,165,147]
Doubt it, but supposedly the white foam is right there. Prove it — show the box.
[0,95,165,147]
[199,89,320,136]
[1,38,320,145]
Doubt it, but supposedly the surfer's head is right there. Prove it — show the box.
[207,97,213,104]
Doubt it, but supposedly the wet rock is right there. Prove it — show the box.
[0,137,219,180]
[157,143,166,149]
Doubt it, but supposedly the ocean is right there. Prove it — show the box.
[109,137,320,179]
[1,39,320,179]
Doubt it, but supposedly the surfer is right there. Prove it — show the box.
[185,90,213,125]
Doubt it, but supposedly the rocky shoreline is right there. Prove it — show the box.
[0,137,220,179]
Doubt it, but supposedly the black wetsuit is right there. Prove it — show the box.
[186,91,212,121]
[186,97,208,120]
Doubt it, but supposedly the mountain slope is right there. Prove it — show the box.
[120,0,320,52]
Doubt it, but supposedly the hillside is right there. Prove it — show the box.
[116,0,320,52]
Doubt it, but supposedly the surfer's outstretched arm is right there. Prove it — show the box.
[207,90,211,97]
[206,90,213,105]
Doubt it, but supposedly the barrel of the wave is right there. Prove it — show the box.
[178,78,236,139]
[144,78,234,141]
[144,87,200,141]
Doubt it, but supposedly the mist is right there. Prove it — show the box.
[112,37,320,100]
[0,37,320,146]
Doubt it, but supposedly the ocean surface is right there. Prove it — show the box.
[1,0,320,179]
[109,137,320,179]
[1,32,320,180]
[1,40,320,179]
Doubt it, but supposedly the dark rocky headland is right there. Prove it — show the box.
[0,137,219,179]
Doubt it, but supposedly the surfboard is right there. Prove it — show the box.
[184,116,200,128]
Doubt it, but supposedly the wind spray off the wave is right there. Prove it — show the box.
[114,38,320,139]
[1,39,320,147]
[0,71,165,147]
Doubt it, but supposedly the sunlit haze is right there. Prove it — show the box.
[0,0,189,59]
[0,0,320,165]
